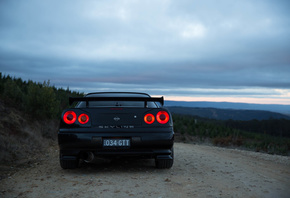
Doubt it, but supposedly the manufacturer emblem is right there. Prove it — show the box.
[114,116,120,121]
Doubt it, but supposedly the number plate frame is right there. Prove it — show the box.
[103,139,131,147]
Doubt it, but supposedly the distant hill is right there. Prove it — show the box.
[165,101,290,115]
[166,106,290,121]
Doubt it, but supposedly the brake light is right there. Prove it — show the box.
[144,113,155,124]
[78,113,89,124]
[63,111,77,124]
[156,111,169,124]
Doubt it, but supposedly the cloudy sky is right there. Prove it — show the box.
[1,0,290,104]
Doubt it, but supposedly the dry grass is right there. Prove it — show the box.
[0,101,59,166]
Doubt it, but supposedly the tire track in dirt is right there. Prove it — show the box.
[1,143,289,198]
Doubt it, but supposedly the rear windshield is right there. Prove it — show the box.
[77,101,158,108]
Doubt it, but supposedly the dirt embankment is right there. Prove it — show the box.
[1,143,289,198]
[0,100,58,166]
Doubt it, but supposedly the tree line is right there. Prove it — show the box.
[0,73,83,119]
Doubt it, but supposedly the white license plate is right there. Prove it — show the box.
[103,139,130,147]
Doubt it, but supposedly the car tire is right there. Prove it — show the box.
[155,147,174,169]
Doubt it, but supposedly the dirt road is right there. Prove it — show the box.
[1,143,289,198]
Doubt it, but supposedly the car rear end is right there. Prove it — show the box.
[58,92,174,169]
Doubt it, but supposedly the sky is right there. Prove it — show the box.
[1,0,290,105]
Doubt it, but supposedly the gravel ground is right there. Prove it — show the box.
[1,143,289,198]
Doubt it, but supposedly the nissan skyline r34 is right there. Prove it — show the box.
[58,92,174,169]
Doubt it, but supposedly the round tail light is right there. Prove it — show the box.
[156,111,169,124]
[78,114,89,124]
[63,111,77,124]
[144,113,155,124]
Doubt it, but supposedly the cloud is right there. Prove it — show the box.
[180,23,207,39]
[0,0,290,104]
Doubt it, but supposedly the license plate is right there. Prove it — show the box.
[103,139,130,147]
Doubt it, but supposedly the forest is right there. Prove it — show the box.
[0,73,83,119]
[0,73,289,156]
[173,114,290,155]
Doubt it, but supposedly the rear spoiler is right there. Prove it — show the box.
[69,96,164,107]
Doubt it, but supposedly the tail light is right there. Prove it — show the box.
[78,113,89,124]
[144,113,155,124]
[63,111,89,125]
[144,111,170,124]
[63,111,77,124]
[156,111,169,124]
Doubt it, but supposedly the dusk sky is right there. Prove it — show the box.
[1,0,290,104]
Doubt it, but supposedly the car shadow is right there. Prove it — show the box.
[64,158,162,174]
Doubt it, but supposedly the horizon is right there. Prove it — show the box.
[2,72,290,106]
[163,96,290,106]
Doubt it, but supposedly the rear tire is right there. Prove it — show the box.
[155,147,174,169]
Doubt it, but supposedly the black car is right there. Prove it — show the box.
[58,92,174,169]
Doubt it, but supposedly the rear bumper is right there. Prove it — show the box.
[58,128,174,159]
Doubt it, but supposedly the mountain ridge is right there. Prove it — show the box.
[165,100,290,115]
[167,106,290,121]
[165,101,290,120]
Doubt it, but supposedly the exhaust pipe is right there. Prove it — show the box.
[84,152,95,163]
